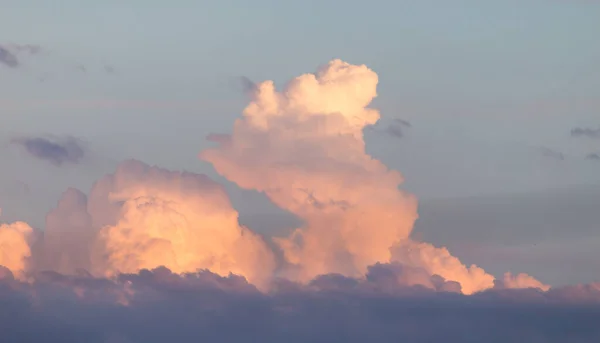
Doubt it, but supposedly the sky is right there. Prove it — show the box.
[1,1,600,341]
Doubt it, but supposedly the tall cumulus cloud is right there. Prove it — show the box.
[0,59,597,342]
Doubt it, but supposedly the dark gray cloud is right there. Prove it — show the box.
[385,118,412,139]
[393,118,412,128]
[571,127,600,139]
[0,266,599,343]
[239,76,258,94]
[11,136,86,166]
[0,45,19,68]
[0,43,42,68]
[586,153,600,161]
[365,118,412,139]
[104,64,116,74]
[539,147,565,160]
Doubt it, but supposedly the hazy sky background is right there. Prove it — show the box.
[1,0,599,285]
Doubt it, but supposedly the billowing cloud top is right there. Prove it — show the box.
[201,59,419,282]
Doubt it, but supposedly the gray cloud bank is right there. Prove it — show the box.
[0,266,599,343]
[11,136,86,166]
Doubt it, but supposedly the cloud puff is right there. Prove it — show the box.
[586,153,599,161]
[540,147,565,160]
[0,46,19,68]
[0,43,42,68]
[571,127,600,139]
[32,159,275,290]
[38,188,94,275]
[385,118,412,139]
[0,221,34,279]
[11,136,86,166]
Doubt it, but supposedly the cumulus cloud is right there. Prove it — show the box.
[11,136,86,166]
[200,59,534,293]
[571,127,600,139]
[27,160,275,290]
[201,59,419,282]
[0,221,34,279]
[0,58,587,340]
[39,188,94,275]
[497,272,551,291]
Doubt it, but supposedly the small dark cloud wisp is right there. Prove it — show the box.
[239,76,258,94]
[586,153,600,161]
[0,45,19,68]
[540,147,565,161]
[385,118,412,139]
[0,43,42,68]
[365,118,412,139]
[571,127,600,139]
[11,136,86,166]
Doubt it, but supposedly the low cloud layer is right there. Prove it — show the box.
[0,267,599,342]
[11,136,86,166]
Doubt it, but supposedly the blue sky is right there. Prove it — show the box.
[1,1,600,285]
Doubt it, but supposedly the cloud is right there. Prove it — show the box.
[200,59,538,294]
[1,58,591,340]
[24,159,275,290]
[0,221,34,280]
[385,124,405,139]
[1,59,546,297]
[386,118,412,139]
[0,43,42,68]
[497,272,551,291]
[0,46,19,68]
[540,147,565,160]
[104,65,116,74]
[365,118,411,139]
[239,76,258,94]
[201,59,420,282]
[586,153,600,161]
[11,136,86,166]
[571,127,600,139]
[0,268,598,342]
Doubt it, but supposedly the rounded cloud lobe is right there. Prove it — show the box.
[30,160,275,289]
[0,221,34,279]
[89,161,275,288]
